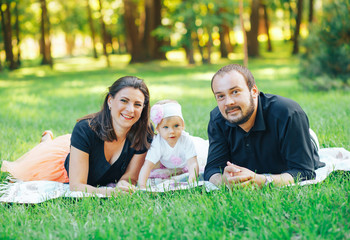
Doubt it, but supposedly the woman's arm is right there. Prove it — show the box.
[117,152,147,192]
[187,156,199,183]
[137,160,156,189]
[69,146,118,196]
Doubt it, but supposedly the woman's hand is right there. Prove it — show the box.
[119,152,147,191]
[116,179,136,194]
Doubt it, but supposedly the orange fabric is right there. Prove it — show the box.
[1,134,71,183]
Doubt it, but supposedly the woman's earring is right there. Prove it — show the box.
[109,105,111,110]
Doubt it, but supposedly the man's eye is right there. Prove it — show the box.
[216,95,224,100]
[233,90,238,94]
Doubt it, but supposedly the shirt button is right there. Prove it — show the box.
[246,143,250,147]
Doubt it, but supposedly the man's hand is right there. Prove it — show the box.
[209,162,295,188]
[223,162,255,187]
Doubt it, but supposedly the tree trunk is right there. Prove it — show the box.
[65,34,75,56]
[40,0,53,67]
[289,3,294,41]
[292,0,303,54]
[195,31,206,63]
[239,0,248,67]
[152,0,165,59]
[87,0,98,58]
[206,28,212,64]
[261,3,272,52]
[183,20,195,64]
[247,0,260,57]
[308,0,314,23]
[218,8,233,59]
[219,24,233,59]
[143,0,154,59]
[98,0,110,67]
[142,0,165,60]
[123,0,148,62]
[14,2,21,66]
[184,41,195,65]
[0,0,16,70]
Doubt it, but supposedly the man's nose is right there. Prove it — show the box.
[225,95,235,105]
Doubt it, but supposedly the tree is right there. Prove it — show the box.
[98,0,110,67]
[123,0,165,62]
[123,0,146,62]
[308,0,313,23]
[0,0,17,70]
[217,0,237,59]
[40,0,53,66]
[86,0,98,58]
[246,0,260,57]
[292,0,302,54]
[260,2,272,52]
[300,0,350,90]
[239,0,248,66]
[218,7,233,59]
[144,0,166,60]
[14,0,20,66]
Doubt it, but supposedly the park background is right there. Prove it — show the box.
[0,0,350,239]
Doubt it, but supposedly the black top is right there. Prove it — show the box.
[204,92,324,182]
[64,119,147,186]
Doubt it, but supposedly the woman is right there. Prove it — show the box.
[1,76,154,196]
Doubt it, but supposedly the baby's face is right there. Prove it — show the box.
[156,116,184,147]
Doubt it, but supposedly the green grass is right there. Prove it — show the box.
[0,41,349,239]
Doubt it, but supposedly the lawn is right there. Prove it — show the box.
[0,42,349,239]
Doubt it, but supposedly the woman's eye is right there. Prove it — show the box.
[121,99,127,103]
[135,103,143,108]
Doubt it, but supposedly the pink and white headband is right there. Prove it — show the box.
[150,102,184,126]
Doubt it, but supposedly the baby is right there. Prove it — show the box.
[138,100,199,189]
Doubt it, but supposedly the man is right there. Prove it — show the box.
[204,64,324,187]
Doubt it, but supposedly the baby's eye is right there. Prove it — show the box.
[163,126,168,129]
[175,124,179,128]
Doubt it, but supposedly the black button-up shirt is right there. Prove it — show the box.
[204,92,324,182]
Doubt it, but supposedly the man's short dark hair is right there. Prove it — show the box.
[211,64,256,91]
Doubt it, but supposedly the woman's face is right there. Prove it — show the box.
[108,87,145,132]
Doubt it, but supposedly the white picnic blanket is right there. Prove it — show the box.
[0,137,349,204]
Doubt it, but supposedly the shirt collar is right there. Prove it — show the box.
[251,94,266,132]
[225,93,266,132]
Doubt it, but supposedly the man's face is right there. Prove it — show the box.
[212,70,258,126]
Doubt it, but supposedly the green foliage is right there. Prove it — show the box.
[153,0,236,52]
[299,0,350,90]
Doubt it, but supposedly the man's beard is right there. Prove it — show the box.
[226,94,255,125]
